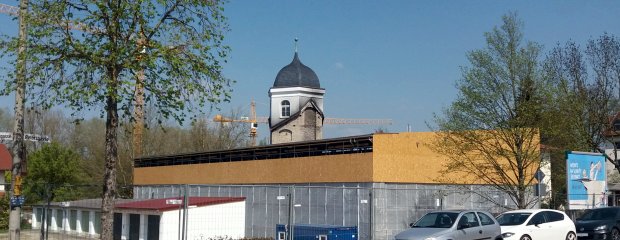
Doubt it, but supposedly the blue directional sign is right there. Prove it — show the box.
[10,196,25,207]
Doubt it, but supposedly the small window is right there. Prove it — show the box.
[477,212,495,226]
[319,235,327,240]
[544,211,564,222]
[459,212,479,228]
[278,232,286,240]
[281,100,291,117]
[614,120,620,131]
[527,212,546,225]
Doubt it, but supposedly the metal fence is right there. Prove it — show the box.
[16,184,619,240]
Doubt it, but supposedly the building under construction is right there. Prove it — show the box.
[132,50,537,240]
[133,132,529,240]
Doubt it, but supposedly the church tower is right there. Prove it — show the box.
[269,46,325,144]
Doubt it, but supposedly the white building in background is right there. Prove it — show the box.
[539,147,553,203]
[601,112,620,206]
[32,197,246,239]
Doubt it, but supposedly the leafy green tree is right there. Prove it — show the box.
[23,142,85,203]
[432,13,543,209]
[24,142,84,239]
[0,194,8,230]
[0,1,232,238]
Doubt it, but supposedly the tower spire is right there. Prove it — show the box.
[294,38,298,53]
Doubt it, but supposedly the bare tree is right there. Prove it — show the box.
[542,34,620,179]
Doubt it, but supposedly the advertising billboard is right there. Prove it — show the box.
[566,151,607,209]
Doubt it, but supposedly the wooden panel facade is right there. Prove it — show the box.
[134,132,539,185]
[134,153,373,185]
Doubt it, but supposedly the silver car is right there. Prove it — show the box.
[394,210,503,240]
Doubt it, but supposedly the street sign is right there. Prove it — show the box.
[24,133,51,143]
[0,132,11,141]
[535,169,546,181]
[0,132,51,143]
[10,196,25,207]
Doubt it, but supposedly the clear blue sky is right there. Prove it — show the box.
[1,1,619,140]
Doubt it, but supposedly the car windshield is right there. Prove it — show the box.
[496,212,532,226]
[580,209,618,220]
[413,212,459,228]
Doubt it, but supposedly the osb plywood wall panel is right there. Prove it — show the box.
[372,132,478,184]
[134,153,373,185]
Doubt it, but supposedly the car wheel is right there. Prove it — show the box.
[519,235,531,240]
[565,232,576,240]
[612,228,620,240]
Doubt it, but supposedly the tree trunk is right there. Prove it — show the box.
[100,69,119,240]
[9,0,29,239]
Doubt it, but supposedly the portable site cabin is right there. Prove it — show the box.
[32,197,246,239]
[276,224,358,240]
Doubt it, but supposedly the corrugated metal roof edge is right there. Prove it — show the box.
[135,134,374,161]
[115,196,246,212]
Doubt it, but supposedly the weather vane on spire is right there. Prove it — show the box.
[294,38,299,53]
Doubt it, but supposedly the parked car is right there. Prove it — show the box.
[575,206,620,240]
[394,210,503,240]
[496,209,576,240]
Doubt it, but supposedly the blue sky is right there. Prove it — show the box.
[1,1,620,140]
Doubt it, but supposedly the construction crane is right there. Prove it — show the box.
[213,100,261,146]
[1,3,95,32]
[213,100,392,146]
[0,3,18,16]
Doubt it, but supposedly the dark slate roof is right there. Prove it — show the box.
[273,52,321,88]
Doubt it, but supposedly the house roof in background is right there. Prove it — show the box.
[0,144,12,170]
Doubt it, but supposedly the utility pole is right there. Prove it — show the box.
[9,0,28,239]
[287,190,293,240]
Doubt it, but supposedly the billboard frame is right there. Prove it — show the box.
[565,151,608,210]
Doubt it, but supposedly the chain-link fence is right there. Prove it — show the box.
[17,184,620,240]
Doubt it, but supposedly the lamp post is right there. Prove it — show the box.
[277,187,296,240]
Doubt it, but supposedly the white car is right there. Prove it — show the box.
[496,209,576,240]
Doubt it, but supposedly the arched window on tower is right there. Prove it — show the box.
[281,100,291,117]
